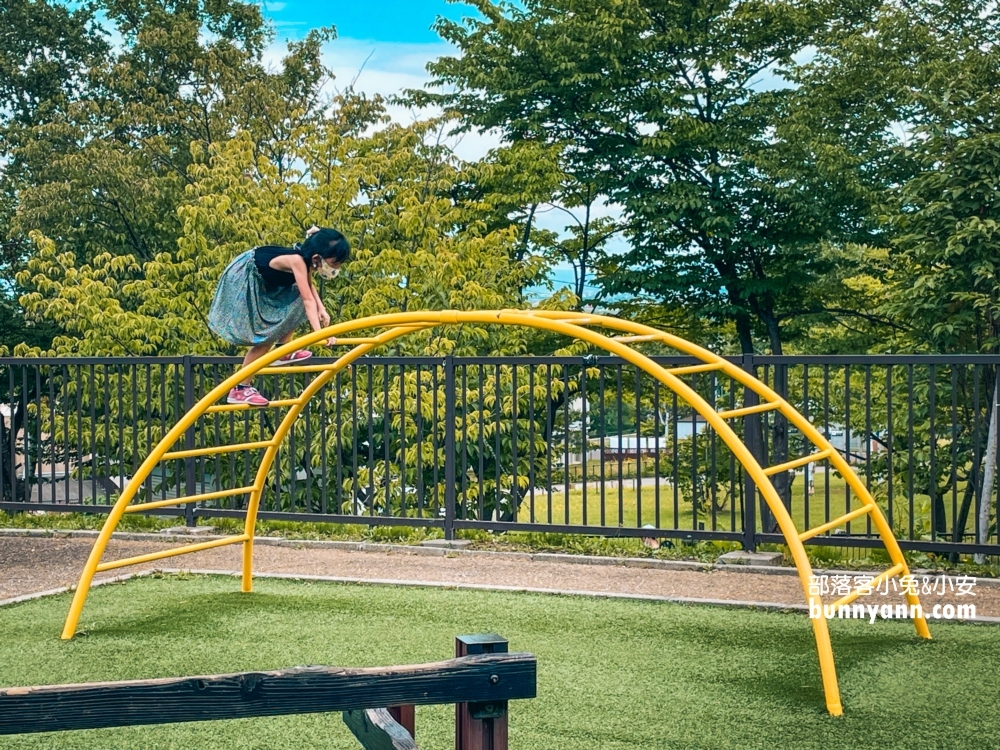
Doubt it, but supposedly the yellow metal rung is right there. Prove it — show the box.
[613,334,664,343]
[162,440,274,460]
[124,485,257,514]
[831,563,906,610]
[553,317,592,325]
[205,398,302,414]
[94,534,250,573]
[798,504,874,542]
[717,401,782,420]
[258,364,339,374]
[763,449,834,477]
[331,337,380,344]
[664,362,725,376]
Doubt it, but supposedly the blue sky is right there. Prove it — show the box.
[259,1,470,105]
[259,1,610,300]
[260,0,478,45]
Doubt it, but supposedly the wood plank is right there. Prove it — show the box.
[0,653,536,735]
[343,708,420,750]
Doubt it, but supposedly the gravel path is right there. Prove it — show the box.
[1,534,997,617]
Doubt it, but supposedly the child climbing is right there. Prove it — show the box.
[208,226,351,406]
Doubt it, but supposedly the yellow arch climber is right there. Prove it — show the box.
[60,310,930,715]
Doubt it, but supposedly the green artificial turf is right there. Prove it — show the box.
[1,575,998,749]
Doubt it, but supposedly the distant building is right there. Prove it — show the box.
[599,415,710,459]
[823,427,882,459]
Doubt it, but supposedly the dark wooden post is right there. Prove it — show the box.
[1,654,536,736]
[455,634,508,750]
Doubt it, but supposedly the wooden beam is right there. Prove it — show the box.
[0,653,536,735]
[344,708,420,750]
[388,705,415,737]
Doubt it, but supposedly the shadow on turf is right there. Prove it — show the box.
[642,609,929,711]
[82,582,359,638]
[75,575,933,718]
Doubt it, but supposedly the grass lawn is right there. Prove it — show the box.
[513,470,845,530]
[1,575,999,749]
[518,469,945,541]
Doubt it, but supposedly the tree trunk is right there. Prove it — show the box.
[517,204,537,263]
[769,363,793,529]
[0,410,7,501]
[734,316,775,534]
[0,401,26,505]
[975,369,999,564]
[577,196,591,303]
[736,315,754,356]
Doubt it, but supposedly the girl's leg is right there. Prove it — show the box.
[239,342,275,385]
[227,342,275,406]
[227,334,301,406]
[238,332,299,384]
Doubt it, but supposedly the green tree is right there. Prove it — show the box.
[884,135,1000,549]
[0,0,111,347]
[418,0,880,356]
[16,114,552,356]
[12,111,582,518]
[0,0,334,351]
[781,0,1000,356]
[799,0,1000,552]
[415,0,913,531]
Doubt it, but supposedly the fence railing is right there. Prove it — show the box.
[1,355,998,558]
[0,633,535,750]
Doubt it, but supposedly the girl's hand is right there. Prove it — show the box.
[318,308,331,328]
[306,225,320,238]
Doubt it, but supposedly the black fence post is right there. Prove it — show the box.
[741,354,759,553]
[183,356,196,528]
[0,397,8,504]
[444,356,456,541]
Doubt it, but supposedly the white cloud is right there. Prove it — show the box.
[262,36,503,161]
[262,33,622,298]
[321,38,450,95]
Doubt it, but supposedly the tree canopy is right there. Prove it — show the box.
[0,0,336,350]
[4,0,1000,358]
[417,0,893,353]
[15,114,564,357]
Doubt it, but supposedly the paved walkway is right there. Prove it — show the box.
[2,531,997,620]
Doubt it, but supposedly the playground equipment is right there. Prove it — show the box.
[59,309,931,715]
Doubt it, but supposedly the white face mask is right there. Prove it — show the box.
[315,262,340,280]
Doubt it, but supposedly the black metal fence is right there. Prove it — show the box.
[1,355,998,558]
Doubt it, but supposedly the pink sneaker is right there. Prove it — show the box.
[226,385,269,407]
[273,349,313,366]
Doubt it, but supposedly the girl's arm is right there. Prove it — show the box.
[303,225,328,323]
[305,267,331,327]
[283,256,332,342]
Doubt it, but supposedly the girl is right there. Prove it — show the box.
[208,226,350,406]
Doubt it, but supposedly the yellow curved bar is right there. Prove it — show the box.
[59,324,418,638]
[60,309,928,716]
